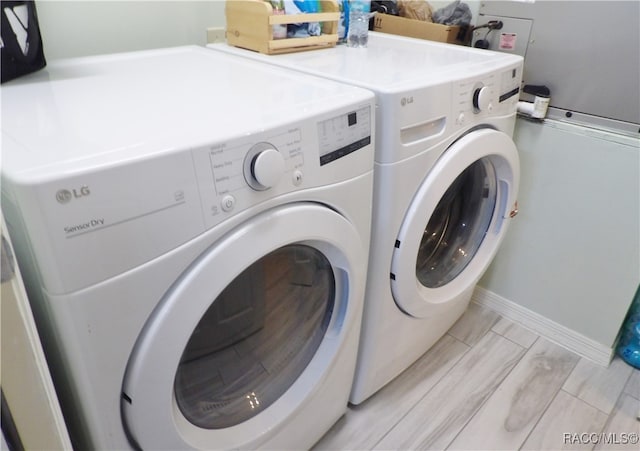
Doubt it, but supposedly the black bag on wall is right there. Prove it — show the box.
[1,0,46,83]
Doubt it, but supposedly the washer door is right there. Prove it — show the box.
[391,128,519,318]
[121,203,364,449]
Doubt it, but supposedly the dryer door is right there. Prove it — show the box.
[391,128,519,318]
[121,203,365,449]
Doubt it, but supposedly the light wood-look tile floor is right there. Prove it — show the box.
[314,303,640,450]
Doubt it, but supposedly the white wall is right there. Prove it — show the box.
[35,1,481,60]
[36,0,226,60]
[480,118,640,349]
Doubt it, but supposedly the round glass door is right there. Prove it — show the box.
[121,202,365,450]
[174,244,335,429]
[416,158,497,288]
[390,128,519,318]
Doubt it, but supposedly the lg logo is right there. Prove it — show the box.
[56,185,90,204]
[400,96,414,107]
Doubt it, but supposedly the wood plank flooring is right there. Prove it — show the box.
[314,303,640,450]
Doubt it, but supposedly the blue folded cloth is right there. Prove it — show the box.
[285,0,322,37]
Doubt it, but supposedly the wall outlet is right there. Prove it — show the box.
[206,27,226,44]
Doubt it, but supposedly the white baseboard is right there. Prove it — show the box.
[472,286,614,366]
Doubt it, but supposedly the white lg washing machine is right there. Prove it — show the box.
[210,32,523,404]
[1,47,375,449]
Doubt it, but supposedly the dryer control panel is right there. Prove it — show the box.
[192,104,373,231]
[318,106,372,166]
[206,128,303,196]
[3,101,373,294]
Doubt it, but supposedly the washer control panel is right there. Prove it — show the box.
[473,84,493,112]
[454,64,522,126]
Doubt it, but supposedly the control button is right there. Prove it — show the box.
[473,86,492,112]
[253,148,284,188]
[221,195,235,212]
[292,170,303,186]
[456,112,465,125]
[244,143,285,191]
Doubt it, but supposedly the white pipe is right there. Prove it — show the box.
[518,96,550,119]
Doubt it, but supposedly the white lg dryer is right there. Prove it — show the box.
[210,32,523,404]
[1,47,375,449]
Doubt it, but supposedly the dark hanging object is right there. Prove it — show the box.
[1,1,46,83]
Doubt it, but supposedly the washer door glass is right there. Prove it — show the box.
[390,128,519,318]
[174,244,335,429]
[417,158,496,288]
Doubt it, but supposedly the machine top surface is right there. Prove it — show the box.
[1,45,373,180]
[210,32,523,94]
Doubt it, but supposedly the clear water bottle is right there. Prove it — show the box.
[346,0,370,48]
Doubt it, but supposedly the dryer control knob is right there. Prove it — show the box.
[251,147,285,189]
[473,86,492,112]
